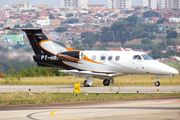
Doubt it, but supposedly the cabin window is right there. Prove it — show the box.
[133,55,142,60]
[108,56,113,61]
[115,56,120,61]
[92,55,96,61]
[100,54,107,63]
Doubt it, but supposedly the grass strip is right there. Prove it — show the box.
[0,74,180,85]
[0,92,179,106]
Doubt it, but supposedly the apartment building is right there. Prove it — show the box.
[161,0,180,9]
[143,0,159,9]
[108,0,131,10]
[61,0,88,8]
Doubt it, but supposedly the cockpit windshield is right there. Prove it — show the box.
[141,54,154,60]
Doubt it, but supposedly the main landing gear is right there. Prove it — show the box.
[155,77,160,87]
[83,78,115,87]
[84,76,93,87]
[84,80,90,87]
[103,78,114,86]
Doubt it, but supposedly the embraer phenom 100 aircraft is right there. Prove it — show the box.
[3,27,179,87]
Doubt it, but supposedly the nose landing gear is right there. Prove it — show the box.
[155,77,160,87]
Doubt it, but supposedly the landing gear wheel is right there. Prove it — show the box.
[84,80,90,87]
[155,81,160,87]
[103,79,110,86]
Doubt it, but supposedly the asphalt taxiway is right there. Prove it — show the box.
[0,85,180,93]
[0,97,180,120]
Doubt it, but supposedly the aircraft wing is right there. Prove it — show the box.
[59,70,126,78]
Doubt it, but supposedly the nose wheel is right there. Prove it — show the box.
[155,77,160,87]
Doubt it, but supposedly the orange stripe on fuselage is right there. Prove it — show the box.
[83,55,103,65]
[66,47,103,65]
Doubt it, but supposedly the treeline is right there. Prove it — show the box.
[0,60,66,77]
[71,15,159,50]
[2,64,66,79]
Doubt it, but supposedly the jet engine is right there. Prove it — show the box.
[57,51,84,62]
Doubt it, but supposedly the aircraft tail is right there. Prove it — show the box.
[3,27,67,55]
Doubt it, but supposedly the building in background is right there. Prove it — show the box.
[2,35,24,44]
[61,0,88,9]
[108,0,131,10]
[17,2,31,8]
[161,0,180,10]
[88,4,106,9]
[143,0,159,9]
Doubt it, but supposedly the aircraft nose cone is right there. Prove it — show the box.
[164,65,179,75]
[169,68,179,75]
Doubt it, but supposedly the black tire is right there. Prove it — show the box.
[103,79,110,86]
[155,81,160,87]
[84,80,90,87]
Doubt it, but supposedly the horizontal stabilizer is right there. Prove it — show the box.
[3,27,41,31]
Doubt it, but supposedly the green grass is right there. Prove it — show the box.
[0,74,180,86]
[0,92,179,106]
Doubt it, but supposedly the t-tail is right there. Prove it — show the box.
[3,27,67,55]
[3,27,83,68]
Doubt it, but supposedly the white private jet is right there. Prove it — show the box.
[3,27,179,87]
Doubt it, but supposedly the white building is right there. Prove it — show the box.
[36,20,51,26]
[143,0,159,9]
[169,17,180,23]
[61,0,88,9]
[108,0,131,10]
[161,0,180,9]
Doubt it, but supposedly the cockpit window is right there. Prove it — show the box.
[141,54,154,60]
[133,55,142,60]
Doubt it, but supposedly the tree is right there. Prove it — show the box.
[167,31,177,38]
[49,14,54,19]
[141,39,153,44]
[66,13,74,18]
[82,36,94,48]
[21,23,33,28]
[81,32,95,39]
[14,24,20,28]
[157,17,168,24]
[124,15,138,23]
[55,27,67,33]
[62,18,79,24]
[143,11,160,18]
[99,27,113,44]
[111,21,131,46]
[151,49,162,59]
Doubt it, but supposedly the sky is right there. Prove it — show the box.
[0,0,143,7]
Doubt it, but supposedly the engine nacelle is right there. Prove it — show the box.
[57,51,84,62]
[61,51,84,60]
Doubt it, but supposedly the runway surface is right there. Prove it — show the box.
[0,85,180,93]
[0,97,180,120]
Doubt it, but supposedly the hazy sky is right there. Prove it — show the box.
[0,0,143,7]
